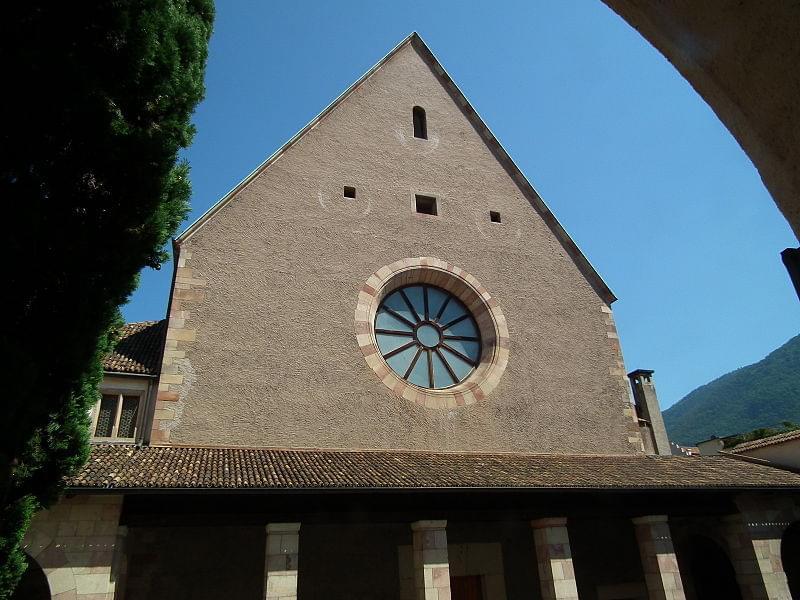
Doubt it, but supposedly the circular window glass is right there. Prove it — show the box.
[375,285,481,389]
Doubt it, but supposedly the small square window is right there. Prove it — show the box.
[490,211,502,223]
[415,195,438,216]
[344,186,356,199]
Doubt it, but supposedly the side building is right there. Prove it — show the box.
[18,33,800,600]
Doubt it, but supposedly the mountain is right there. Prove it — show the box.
[663,334,800,445]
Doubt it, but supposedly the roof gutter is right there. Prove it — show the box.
[102,371,157,379]
[64,484,800,495]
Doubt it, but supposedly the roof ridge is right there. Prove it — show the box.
[119,443,696,459]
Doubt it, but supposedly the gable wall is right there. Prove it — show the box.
[157,42,641,454]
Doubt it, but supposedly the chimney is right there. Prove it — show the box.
[627,369,671,456]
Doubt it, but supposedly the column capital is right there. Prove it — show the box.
[411,519,447,531]
[531,517,567,529]
[266,522,301,534]
[632,515,669,525]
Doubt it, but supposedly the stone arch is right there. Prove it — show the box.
[10,552,51,600]
[22,516,77,598]
[601,1,800,240]
[19,494,126,598]
[676,533,742,600]
[783,521,800,598]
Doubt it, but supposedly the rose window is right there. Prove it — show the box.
[374,285,481,389]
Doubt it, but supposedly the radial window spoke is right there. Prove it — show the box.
[399,288,423,323]
[383,340,416,359]
[441,343,478,366]
[385,344,418,376]
[375,328,414,336]
[376,309,414,331]
[443,317,478,339]
[376,333,414,355]
[442,338,480,362]
[407,350,430,387]
[440,346,475,381]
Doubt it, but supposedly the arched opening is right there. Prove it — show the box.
[783,521,800,598]
[679,534,742,600]
[413,106,427,139]
[10,553,50,600]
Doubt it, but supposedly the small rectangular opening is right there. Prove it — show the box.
[343,186,356,199]
[489,210,501,223]
[415,194,438,216]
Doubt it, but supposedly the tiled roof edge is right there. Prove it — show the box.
[728,428,800,453]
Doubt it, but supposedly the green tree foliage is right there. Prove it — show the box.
[722,421,800,449]
[0,2,213,596]
[664,335,800,445]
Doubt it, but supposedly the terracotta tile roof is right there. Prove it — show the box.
[729,428,800,453]
[67,445,800,491]
[102,321,166,375]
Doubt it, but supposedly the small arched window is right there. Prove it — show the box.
[413,106,427,139]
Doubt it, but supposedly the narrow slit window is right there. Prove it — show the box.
[413,106,427,139]
[415,194,437,216]
[490,211,502,223]
[344,186,356,199]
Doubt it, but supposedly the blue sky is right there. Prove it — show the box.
[123,0,799,410]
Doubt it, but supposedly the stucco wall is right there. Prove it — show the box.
[741,439,800,469]
[163,41,640,453]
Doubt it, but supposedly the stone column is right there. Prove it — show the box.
[109,525,129,600]
[632,515,686,600]
[531,518,579,600]
[721,510,791,600]
[264,523,301,600]
[411,520,451,600]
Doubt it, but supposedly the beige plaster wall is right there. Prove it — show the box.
[740,439,800,469]
[163,41,640,453]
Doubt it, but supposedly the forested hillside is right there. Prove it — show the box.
[663,334,800,445]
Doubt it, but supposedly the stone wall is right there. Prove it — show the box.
[22,495,126,600]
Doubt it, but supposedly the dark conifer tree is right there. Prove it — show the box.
[0,2,214,595]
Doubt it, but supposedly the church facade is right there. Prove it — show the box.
[18,33,800,600]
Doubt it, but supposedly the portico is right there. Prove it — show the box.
[19,445,800,600]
